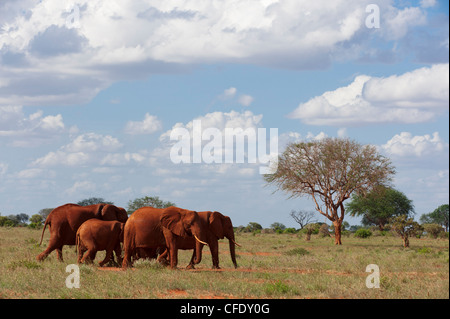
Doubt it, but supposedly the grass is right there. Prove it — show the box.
[0,227,448,299]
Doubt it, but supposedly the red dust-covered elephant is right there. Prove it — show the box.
[122,206,208,269]
[76,219,125,267]
[37,203,128,262]
[158,211,240,269]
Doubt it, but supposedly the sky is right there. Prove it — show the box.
[0,0,448,228]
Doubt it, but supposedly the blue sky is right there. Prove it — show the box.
[0,0,448,228]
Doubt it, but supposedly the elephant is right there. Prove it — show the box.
[158,211,240,269]
[37,203,128,262]
[122,206,208,269]
[76,219,125,267]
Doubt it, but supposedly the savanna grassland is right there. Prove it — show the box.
[0,227,448,299]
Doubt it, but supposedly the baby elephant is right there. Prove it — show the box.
[76,219,125,267]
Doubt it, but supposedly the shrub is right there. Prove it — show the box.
[423,223,444,239]
[318,224,331,238]
[284,248,309,256]
[283,228,297,234]
[355,228,372,238]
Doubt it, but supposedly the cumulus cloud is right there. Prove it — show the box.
[289,64,449,126]
[31,133,123,167]
[0,0,444,107]
[0,106,66,146]
[381,132,448,158]
[124,113,162,135]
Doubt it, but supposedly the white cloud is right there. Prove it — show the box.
[222,87,237,99]
[124,113,162,135]
[0,106,66,146]
[1,0,442,107]
[381,132,448,158]
[420,0,437,8]
[32,150,90,167]
[65,180,96,196]
[31,132,123,167]
[238,94,254,107]
[289,64,449,126]
[64,133,122,152]
[100,152,148,166]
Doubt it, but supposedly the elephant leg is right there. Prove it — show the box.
[169,246,178,269]
[99,249,113,267]
[122,248,133,268]
[77,246,87,263]
[82,249,96,264]
[157,248,169,266]
[209,241,220,269]
[186,249,196,269]
[56,246,64,262]
[36,236,61,261]
[114,244,122,267]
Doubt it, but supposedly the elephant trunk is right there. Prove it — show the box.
[193,235,204,264]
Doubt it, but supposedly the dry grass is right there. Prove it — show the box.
[0,227,448,299]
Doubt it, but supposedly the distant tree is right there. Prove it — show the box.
[389,215,423,248]
[29,214,44,225]
[77,197,114,206]
[29,214,44,229]
[319,224,332,238]
[420,204,449,232]
[290,210,316,230]
[304,223,320,241]
[38,208,54,221]
[264,138,395,245]
[270,222,286,232]
[127,196,175,214]
[422,223,444,239]
[346,186,414,231]
[245,222,263,233]
[0,216,16,227]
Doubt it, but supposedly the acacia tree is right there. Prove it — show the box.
[346,186,415,231]
[264,138,395,245]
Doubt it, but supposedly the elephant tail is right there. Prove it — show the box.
[75,232,80,254]
[39,217,50,246]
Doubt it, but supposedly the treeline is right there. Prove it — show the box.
[0,196,174,229]
[1,196,448,245]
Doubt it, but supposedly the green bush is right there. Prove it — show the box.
[355,228,372,238]
[284,248,309,256]
[283,228,297,234]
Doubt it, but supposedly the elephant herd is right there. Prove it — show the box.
[36,203,240,270]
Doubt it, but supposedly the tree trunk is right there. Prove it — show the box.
[402,236,410,248]
[305,232,311,241]
[333,220,342,245]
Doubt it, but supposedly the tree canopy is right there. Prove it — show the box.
[420,204,449,232]
[127,196,176,214]
[264,137,395,245]
[346,186,414,230]
[77,197,114,206]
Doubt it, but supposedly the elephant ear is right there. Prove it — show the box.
[209,211,225,239]
[100,205,128,222]
[93,204,105,219]
[161,207,186,237]
[99,204,117,221]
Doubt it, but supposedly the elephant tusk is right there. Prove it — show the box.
[194,235,208,246]
[232,239,242,247]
